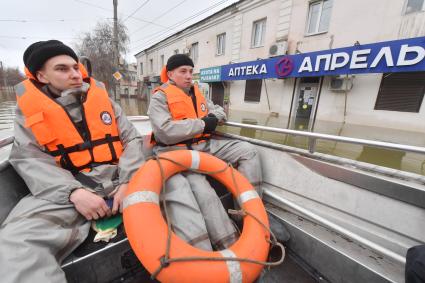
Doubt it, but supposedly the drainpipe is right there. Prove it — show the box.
[263,78,271,112]
[343,74,348,124]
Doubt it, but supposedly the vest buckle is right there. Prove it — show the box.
[79,141,92,150]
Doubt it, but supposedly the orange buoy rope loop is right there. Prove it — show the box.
[149,155,285,280]
[123,150,285,283]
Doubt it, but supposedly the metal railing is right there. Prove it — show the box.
[2,117,425,157]
[0,136,13,148]
[224,121,425,155]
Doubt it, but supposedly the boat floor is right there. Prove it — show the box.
[65,207,317,283]
[119,252,318,283]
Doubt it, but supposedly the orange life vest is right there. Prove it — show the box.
[153,83,210,146]
[156,83,208,120]
[15,78,123,173]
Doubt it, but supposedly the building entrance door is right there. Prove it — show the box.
[293,77,320,131]
[211,82,224,107]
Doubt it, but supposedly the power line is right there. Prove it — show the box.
[129,0,189,36]
[122,0,151,23]
[74,0,111,12]
[73,0,168,28]
[0,19,107,23]
[131,0,230,46]
[0,35,78,40]
[130,0,230,51]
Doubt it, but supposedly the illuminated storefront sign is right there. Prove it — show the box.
[200,37,425,81]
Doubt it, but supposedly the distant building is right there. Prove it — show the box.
[135,0,425,133]
[118,63,138,97]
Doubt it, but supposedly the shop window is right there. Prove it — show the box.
[251,18,266,48]
[405,0,424,14]
[244,79,262,103]
[375,72,425,112]
[217,33,226,55]
[306,0,333,35]
[190,42,199,63]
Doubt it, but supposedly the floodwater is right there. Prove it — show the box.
[1,91,424,175]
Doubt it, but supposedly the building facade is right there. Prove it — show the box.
[119,63,138,97]
[134,0,425,134]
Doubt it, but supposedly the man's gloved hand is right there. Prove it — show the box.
[202,115,218,133]
[208,113,225,126]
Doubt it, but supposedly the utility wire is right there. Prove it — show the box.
[0,35,78,40]
[0,19,107,22]
[131,0,228,47]
[122,0,151,23]
[130,0,230,51]
[129,0,189,36]
[74,0,111,12]
[74,0,168,28]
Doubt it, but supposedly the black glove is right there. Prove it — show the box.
[202,115,218,133]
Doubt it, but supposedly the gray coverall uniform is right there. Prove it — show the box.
[148,82,263,251]
[0,84,145,283]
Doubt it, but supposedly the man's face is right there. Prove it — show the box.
[36,55,83,93]
[167,65,193,89]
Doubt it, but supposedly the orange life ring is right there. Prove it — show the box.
[123,150,270,283]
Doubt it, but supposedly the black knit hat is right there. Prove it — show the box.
[23,40,79,76]
[166,54,194,71]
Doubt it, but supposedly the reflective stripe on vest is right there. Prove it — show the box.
[154,83,209,142]
[15,78,123,173]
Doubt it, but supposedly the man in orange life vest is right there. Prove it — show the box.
[148,54,263,250]
[0,40,144,282]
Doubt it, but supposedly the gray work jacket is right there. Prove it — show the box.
[147,82,226,145]
[9,85,144,205]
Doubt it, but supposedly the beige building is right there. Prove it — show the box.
[134,0,425,135]
[119,63,138,97]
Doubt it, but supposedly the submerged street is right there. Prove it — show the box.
[1,93,423,175]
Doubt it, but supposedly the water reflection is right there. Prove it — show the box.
[223,109,425,175]
[357,146,406,169]
[0,90,17,130]
[117,96,148,116]
[0,93,424,175]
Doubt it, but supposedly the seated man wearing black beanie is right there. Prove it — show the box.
[0,40,145,282]
[147,54,263,250]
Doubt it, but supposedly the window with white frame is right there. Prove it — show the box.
[160,55,165,68]
[405,0,424,14]
[251,18,266,48]
[216,33,226,55]
[306,0,333,35]
[140,62,143,75]
[149,59,153,73]
[190,42,199,63]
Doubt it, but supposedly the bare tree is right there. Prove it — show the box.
[0,66,25,87]
[74,20,129,92]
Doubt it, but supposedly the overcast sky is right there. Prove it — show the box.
[0,0,239,71]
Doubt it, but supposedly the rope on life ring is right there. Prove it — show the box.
[123,150,284,283]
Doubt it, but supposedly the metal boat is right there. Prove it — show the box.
[1,116,424,283]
